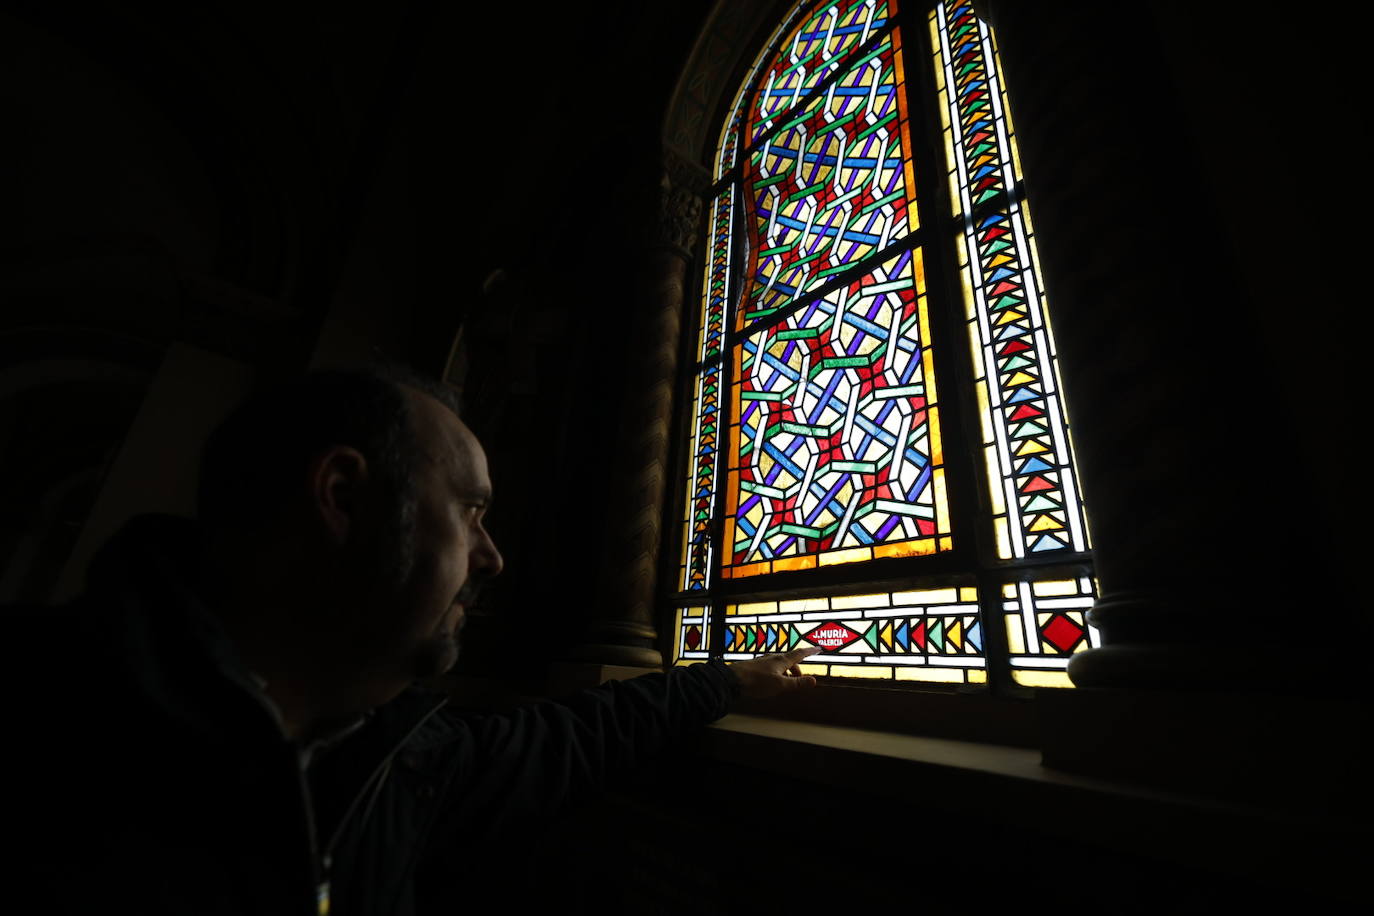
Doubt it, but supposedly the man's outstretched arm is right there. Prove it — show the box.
[422,648,820,844]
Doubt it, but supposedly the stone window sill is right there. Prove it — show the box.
[702,695,1368,902]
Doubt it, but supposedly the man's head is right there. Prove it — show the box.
[370,386,503,678]
[198,368,503,695]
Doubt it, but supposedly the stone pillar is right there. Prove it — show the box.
[566,148,706,669]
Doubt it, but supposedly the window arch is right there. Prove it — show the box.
[671,0,1094,689]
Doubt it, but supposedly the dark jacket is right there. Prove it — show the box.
[5,516,739,915]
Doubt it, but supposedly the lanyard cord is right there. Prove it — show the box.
[322,696,449,869]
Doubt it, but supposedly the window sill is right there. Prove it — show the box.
[729,680,1039,746]
[701,696,1368,901]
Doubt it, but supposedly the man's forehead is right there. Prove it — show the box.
[404,388,490,487]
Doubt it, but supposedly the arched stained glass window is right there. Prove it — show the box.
[673,0,1095,688]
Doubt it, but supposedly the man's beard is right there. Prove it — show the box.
[416,580,483,677]
[413,630,460,679]
[352,533,457,681]
[367,493,486,681]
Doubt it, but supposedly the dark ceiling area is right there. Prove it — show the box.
[2,0,720,368]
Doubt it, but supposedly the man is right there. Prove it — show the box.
[6,368,815,915]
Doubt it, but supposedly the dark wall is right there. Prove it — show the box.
[0,0,716,655]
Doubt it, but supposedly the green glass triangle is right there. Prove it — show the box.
[862,622,878,652]
[1012,421,1049,437]
[928,619,945,651]
[1023,494,1063,511]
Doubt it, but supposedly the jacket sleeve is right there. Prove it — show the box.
[424,660,739,847]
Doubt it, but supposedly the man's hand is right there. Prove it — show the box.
[730,647,821,699]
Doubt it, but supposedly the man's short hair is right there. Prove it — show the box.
[197,366,461,581]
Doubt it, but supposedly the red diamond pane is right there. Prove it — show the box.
[685,625,702,651]
[1042,614,1084,652]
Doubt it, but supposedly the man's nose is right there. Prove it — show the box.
[475,527,504,578]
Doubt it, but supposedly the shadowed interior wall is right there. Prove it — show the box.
[0,0,1364,906]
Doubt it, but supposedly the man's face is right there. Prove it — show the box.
[362,390,504,681]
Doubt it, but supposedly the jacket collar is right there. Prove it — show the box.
[81,514,445,758]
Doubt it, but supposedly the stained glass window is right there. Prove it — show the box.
[675,0,1095,689]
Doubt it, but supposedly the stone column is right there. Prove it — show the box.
[565,148,707,670]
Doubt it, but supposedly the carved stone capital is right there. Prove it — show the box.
[661,144,711,195]
[564,620,664,669]
[652,146,709,259]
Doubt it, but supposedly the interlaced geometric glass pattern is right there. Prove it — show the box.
[723,248,950,578]
[674,0,1093,688]
[714,1,815,181]
[746,0,893,149]
[714,0,891,181]
[740,29,917,328]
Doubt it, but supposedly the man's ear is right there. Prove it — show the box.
[309,446,370,544]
